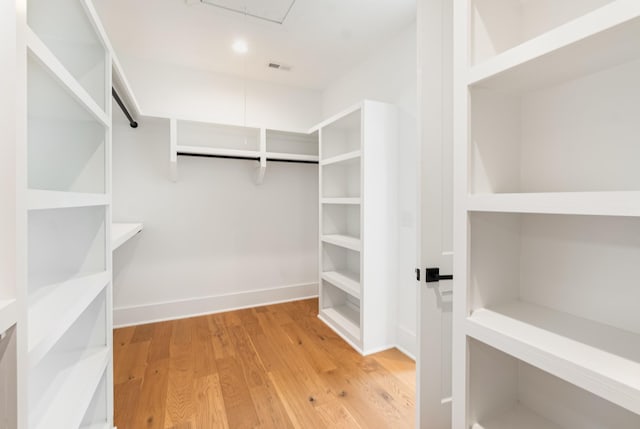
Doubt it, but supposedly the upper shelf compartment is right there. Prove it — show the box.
[266,129,319,162]
[319,107,361,161]
[469,0,640,93]
[27,0,108,111]
[177,120,261,152]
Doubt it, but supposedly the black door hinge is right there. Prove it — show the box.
[425,267,453,283]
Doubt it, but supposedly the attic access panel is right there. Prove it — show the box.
[201,0,296,24]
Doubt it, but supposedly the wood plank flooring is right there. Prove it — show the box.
[114,298,416,429]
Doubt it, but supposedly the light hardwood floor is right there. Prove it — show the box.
[113,298,416,428]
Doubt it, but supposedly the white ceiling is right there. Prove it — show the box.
[93,0,416,90]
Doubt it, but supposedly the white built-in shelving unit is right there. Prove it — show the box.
[453,0,640,427]
[169,119,319,184]
[1,0,117,427]
[317,100,398,355]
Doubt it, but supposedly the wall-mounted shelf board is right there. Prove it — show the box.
[264,152,319,162]
[321,234,361,252]
[322,271,360,299]
[472,404,561,429]
[320,150,361,166]
[467,300,640,415]
[322,198,361,205]
[30,347,109,429]
[28,271,110,368]
[469,2,640,93]
[26,29,109,127]
[467,192,640,217]
[176,145,261,159]
[0,299,17,335]
[27,190,109,210]
[111,223,143,251]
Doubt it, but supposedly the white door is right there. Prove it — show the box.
[416,0,453,427]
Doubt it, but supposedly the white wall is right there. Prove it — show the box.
[112,115,319,326]
[118,55,322,131]
[322,24,419,357]
[109,57,322,326]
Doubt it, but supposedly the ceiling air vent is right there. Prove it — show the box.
[268,62,292,71]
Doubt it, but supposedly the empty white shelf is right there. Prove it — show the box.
[28,271,110,368]
[321,234,361,252]
[322,271,360,299]
[472,404,561,429]
[176,144,261,159]
[27,190,109,210]
[30,347,109,429]
[111,222,143,251]
[0,299,17,336]
[467,300,640,415]
[322,197,361,205]
[265,152,319,162]
[467,192,640,217]
[469,1,640,93]
[320,305,360,341]
[321,150,361,166]
[26,28,109,127]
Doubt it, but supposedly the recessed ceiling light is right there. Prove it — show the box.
[232,39,248,54]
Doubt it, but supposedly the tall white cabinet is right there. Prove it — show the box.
[453,1,640,427]
[317,101,398,355]
[5,0,115,427]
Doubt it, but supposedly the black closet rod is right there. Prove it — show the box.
[177,152,319,164]
[112,88,138,128]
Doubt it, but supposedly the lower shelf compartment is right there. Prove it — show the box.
[30,347,109,429]
[320,305,361,346]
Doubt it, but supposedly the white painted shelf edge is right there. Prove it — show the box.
[320,150,361,166]
[31,347,109,429]
[321,197,361,205]
[472,404,561,429]
[469,0,640,91]
[321,234,362,252]
[467,191,640,216]
[28,271,110,368]
[80,424,112,429]
[25,28,109,127]
[321,271,360,299]
[467,300,640,415]
[0,299,17,336]
[111,223,143,251]
[27,190,110,210]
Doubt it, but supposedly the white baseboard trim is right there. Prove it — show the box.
[114,282,318,328]
[396,325,417,360]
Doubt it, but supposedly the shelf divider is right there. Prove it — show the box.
[28,271,110,368]
[321,234,361,252]
[322,271,360,299]
[27,190,109,210]
[467,300,640,415]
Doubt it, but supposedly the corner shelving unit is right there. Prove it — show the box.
[453,0,640,427]
[16,0,115,427]
[169,119,319,184]
[317,100,398,355]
